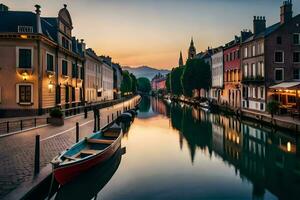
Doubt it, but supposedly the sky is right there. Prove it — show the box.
[2,0,300,69]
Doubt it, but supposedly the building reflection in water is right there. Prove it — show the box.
[151,97,300,200]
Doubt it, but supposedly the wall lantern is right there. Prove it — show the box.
[48,81,54,91]
[20,34,28,39]
[287,142,291,152]
[22,72,29,81]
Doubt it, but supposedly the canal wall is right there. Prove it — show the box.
[2,95,141,200]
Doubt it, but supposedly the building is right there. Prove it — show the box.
[99,56,114,101]
[0,4,84,117]
[112,62,122,99]
[211,47,224,102]
[151,74,167,91]
[241,0,300,113]
[188,38,196,60]
[85,48,102,103]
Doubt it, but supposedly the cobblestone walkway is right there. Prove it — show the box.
[0,97,139,199]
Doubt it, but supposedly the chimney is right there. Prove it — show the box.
[280,0,293,24]
[253,16,266,35]
[35,5,42,34]
[80,39,86,52]
[241,30,253,42]
[0,4,9,11]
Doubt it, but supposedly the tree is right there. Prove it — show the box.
[170,66,185,96]
[130,73,137,93]
[120,70,132,96]
[182,59,211,97]
[166,73,171,93]
[267,100,280,118]
[137,77,151,94]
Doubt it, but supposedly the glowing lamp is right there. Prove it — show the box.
[287,142,291,152]
[22,72,29,81]
[48,81,54,91]
[20,35,28,39]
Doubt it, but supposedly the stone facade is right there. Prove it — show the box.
[211,48,224,102]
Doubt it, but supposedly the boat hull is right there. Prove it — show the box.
[53,133,122,185]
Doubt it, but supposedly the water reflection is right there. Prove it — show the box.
[151,97,300,200]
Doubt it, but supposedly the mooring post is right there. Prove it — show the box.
[34,135,40,174]
[84,106,88,119]
[76,122,79,142]
[107,115,109,124]
[97,114,100,131]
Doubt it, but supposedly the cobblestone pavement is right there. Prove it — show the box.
[0,97,139,199]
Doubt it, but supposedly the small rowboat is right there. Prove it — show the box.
[51,123,123,185]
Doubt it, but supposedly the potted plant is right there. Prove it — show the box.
[267,100,280,125]
[49,108,64,126]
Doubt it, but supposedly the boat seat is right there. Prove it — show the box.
[87,138,114,145]
[103,130,120,138]
[80,149,99,155]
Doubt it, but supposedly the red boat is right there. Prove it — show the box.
[51,123,123,185]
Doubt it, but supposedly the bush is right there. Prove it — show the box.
[50,108,63,118]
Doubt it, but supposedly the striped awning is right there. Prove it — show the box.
[270,82,300,90]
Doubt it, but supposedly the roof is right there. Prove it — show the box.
[243,22,281,43]
[269,82,300,90]
[0,11,37,32]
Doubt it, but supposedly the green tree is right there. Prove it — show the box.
[170,66,185,96]
[182,59,211,97]
[166,73,171,93]
[130,73,137,93]
[120,70,132,96]
[137,77,151,94]
[267,100,280,118]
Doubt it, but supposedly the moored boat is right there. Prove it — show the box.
[51,123,123,185]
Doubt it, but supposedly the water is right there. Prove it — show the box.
[54,97,300,200]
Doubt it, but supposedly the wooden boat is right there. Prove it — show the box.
[51,122,123,185]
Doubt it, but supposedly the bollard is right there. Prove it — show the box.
[34,135,40,174]
[107,115,109,123]
[6,121,9,133]
[34,118,37,127]
[76,122,79,142]
[97,115,100,131]
[20,120,23,130]
[84,107,88,119]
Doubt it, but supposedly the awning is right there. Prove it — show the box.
[270,82,300,90]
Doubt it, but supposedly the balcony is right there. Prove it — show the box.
[242,76,265,84]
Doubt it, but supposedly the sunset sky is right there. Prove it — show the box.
[2,0,300,69]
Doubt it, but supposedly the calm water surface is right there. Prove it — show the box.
[55,97,300,200]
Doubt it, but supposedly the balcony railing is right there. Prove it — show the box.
[242,76,265,83]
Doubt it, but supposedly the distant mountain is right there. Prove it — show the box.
[122,66,170,80]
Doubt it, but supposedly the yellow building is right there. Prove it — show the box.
[0,4,84,117]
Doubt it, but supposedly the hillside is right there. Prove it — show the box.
[122,66,170,80]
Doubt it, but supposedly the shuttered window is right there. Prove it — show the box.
[47,53,54,71]
[62,60,68,76]
[19,49,32,68]
[19,85,31,103]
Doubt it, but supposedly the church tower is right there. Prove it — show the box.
[188,37,196,59]
[179,51,183,67]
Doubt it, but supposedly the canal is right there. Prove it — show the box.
[53,97,300,200]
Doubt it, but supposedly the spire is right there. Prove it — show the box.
[179,51,183,67]
[188,37,196,59]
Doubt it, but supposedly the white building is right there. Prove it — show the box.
[85,48,102,103]
[211,48,223,102]
[100,58,114,101]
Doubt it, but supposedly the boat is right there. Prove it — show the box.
[51,122,123,185]
[54,147,124,200]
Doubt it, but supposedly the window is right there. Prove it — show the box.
[62,37,69,49]
[252,63,256,77]
[62,60,68,76]
[17,48,32,68]
[260,87,264,99]
[71,87,75,101]
[72,63,78,78]
[293,33,300,45]
[46,53,54,71]
[243,64,248,77]
[244,47,248,58]
[293,69,300,80]
[260,103,264,111]
[275,68,284,82]
[275,51,284,63]
[16,84,33,104]
[277,36,282,44]
[65,85,69,103]
[293,52,300,63]
[252,45,256,56]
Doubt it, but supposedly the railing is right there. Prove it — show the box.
[0,118,49,135]
[242,76,264,83]
[0,95,138,135]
